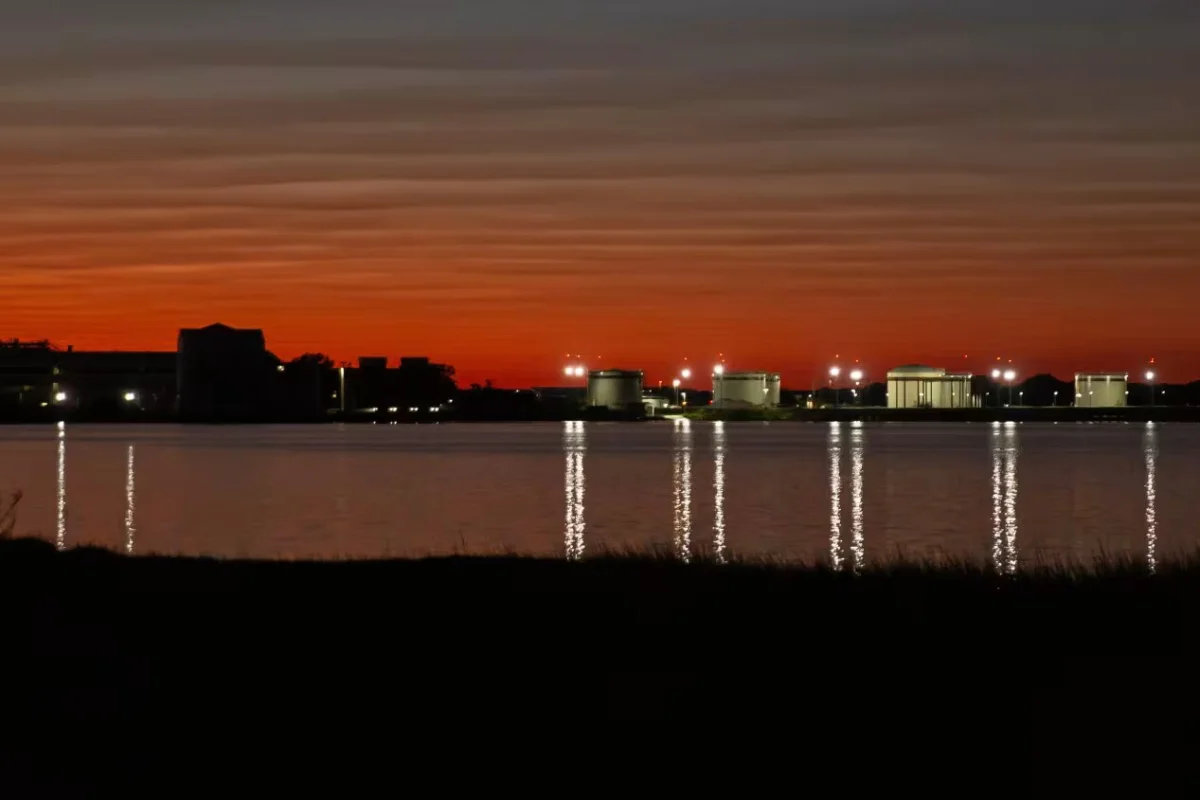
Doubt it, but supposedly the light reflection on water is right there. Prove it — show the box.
[1145,422,1158,574]
[5,422,1191,561]
[991,422,1020,574]
[850,422,865,572]
[56,422,66,551]
[125,444,137,555]
[713,421,726,563]
[828,423,842,569]
[673,419,693,562]
[829,422,865,571]
[563,421,585,560]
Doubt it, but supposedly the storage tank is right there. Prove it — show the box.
[1074,373,1127,408]
[587,369,644,410]
[713,371,781,408]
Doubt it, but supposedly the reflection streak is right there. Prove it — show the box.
[828,423,842,569]
[1144,423,1157,574]
[713,421,726,563]
[673,419,692,562]
[56,422,66,551]
[125,445,137,555]
[991,423,1002,568]
[990,422,1019,574]
[850,422,865,572]
[563,421,585,560]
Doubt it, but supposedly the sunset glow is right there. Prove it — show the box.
[5,1,1200,386]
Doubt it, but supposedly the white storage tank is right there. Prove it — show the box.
[713,371,781,408]
[587,369,644,410]
[1074,373,1127,407]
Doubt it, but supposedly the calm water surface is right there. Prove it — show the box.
[0,422,1192,564]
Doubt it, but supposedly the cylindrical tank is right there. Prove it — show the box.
[587,369,644,410]
[713,372,781,408]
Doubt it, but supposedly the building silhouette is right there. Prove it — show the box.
[177,324,274,420]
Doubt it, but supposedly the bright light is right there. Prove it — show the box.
[123,391,138,403]
[1003,370,1016,382]
[713,365,725,376]
[991,369,1002,379]
[54,392,67,403]
[1146,371,1156,382]
[672,379,681,388]
[564,366,574,377]
[277,365,285,373]
[681,368,692,380]
[850,369,864,382]
[829,366,841,378]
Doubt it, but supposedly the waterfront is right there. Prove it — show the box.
[0,422,1191,563]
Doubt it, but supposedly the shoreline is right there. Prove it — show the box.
[1,405,1197,424]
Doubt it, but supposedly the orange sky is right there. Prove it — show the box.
[5,1,1200,387]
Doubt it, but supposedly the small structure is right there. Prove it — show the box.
[713,371,781,409]
[887,365,974,409]
[1074,373,1128,408]
[587,369,644,411]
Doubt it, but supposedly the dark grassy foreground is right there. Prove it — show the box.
[4,537,1200,788]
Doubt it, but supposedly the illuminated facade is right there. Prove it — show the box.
[1074,373,1128,407]
[886,365,975,409]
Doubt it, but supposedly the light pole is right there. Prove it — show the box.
[1019,390,1024,407]
[829,366,841,408]
[991,369,1002,408]
[1146,371,1156,408]
[850,369,864,406]
[713,364,725,408]
[672,378,682,407]
[1003,370,1017,406]
[1053,390,1058,407]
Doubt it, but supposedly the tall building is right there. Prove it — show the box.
[177,324,273,420]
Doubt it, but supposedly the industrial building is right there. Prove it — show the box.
[177,323,276,420]
[0,339,176,414]
[587,369,644,411]
[712,371,781,409]
[1074,373,1128,408]
[886,365,975,409]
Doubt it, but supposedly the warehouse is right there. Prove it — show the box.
[1074,373,1128,408]
[886,365,974,409]
[712,370,781,409]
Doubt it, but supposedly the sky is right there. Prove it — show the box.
[4,0,1200,387]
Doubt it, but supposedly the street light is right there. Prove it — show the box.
[1003,369,1017,406]
[1145,370,1156,408]
[713,364,725,409]
[680,368,692,381]
[54,391,67,404]
[672,378,682,407]
[849,369,864,405]
[829,366,841,407]
[1053,390,1059,407]
[123,391,138,403]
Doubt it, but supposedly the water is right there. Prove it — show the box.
[0,421,1192,564]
